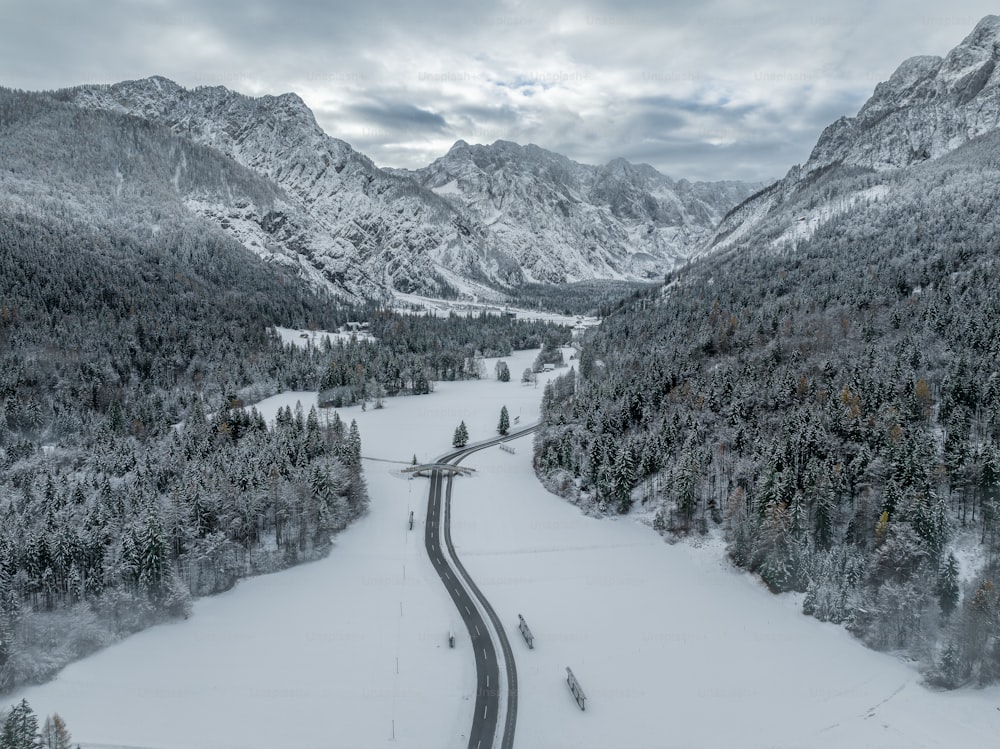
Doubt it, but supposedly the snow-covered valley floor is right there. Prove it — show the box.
[10,348,1000,748]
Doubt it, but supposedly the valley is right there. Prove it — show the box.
[10,350,1000,748]
[3,9,1000,749]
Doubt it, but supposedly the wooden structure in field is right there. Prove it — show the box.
[517,614,534,649]
[566,667,586,710]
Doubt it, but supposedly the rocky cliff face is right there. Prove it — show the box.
[708,15,1000,254]
[407,140,758,283]
[809,16,1000,172]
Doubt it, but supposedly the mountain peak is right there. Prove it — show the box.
[964,14,1000,44]
[708,14,1000,254]
[63,76,757,292]
[141,75,184,93]
[803,15,1000,174]
[884,55,943,90]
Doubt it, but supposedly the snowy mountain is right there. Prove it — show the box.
[62,78,756,297]
[708,14,1000,254]
[66,77,481,298]
[401,140,757,283]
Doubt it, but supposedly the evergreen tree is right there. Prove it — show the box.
[613,444,636,513]
[452,421,469,448]
[1,699,40,749]
[938,553,960,617]
[346,420,362,465]
[497,406,510,436]
[139,513,167,597]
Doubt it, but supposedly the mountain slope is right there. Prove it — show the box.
[64,78,481,297]
[406,139,758,283]
[0,85,367,297]
[708,14,1000,255]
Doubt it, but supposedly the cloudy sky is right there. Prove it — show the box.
[4,0,997,181]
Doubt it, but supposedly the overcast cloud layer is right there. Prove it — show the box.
[4,0,997,181]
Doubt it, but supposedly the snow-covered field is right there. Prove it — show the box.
[272,325,376,347]
[452,448,1000,748]
[9,348,1000,748]
[391,291,599,329]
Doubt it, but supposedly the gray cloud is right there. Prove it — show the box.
[3,0,998,181]
[348,99,448,132]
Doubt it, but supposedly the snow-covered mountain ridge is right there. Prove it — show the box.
[400,139,755,283]
[64,78,758,297]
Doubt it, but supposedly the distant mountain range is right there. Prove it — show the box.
[39,77,755,299]
[6,16,1000,302]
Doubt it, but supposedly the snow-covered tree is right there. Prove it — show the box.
[1,699,40,749]
[497,406,510,436]
[453,421,469,448]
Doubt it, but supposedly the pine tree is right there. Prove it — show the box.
[813,475,835,550]
[497,406,509,436]
[452,421,469,448]
[495,360,510,382]
[938,553,960,617]
[346,420,362,465]
[138,513,167,598]
[613,444,636,514]
[1,699,41,749]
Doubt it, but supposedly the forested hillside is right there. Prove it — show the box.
[535,131,1000,687]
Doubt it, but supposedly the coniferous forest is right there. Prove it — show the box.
[0,212,561,691]
[535,132,1000,687]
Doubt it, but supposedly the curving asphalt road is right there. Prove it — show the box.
[424,425,537,749]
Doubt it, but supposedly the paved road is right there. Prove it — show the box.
[424,425,537,749]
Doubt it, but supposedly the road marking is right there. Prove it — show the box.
[465,605,471,614]
[444,571,450,579]
[487,674,490,687]
[475,625,480,636]
[483,704,488,719]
